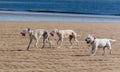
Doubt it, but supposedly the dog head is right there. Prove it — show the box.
[20,28,30,36]
[50,29,58,36]
[85,34,95,44]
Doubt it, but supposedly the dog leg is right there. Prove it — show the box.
[48,41,52,48]
[73,33,79,46]
[34,34,39,48]
[45,36,52,48]
[102,47,106,56]
[35,34,42,48]
[58,38,63,48]
[42,38,46,48]
[110,48,112,55]
[91,47,95,54]
[27,38,33,50]
[75,39,79,46]
[109,46,112,55]
[35,39,39,48]
[91,46,97,56]
[69,36,73,48]
[107,43,112,55]
[57,38,61,45]
[47,38,52,48]
[42,32,48,48]
[92,48,97,56]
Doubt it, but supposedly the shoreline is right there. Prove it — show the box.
[0,11,120,22]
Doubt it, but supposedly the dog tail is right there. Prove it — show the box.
[109,39,116,42]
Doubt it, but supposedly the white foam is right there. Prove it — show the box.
[0,11,120,22]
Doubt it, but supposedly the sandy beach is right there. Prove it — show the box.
[0,22,120,72]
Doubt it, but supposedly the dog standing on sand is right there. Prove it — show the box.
[20,28,52,50]
[50,29,79,48]
[85,34,116,56]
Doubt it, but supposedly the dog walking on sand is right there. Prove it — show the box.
[50,29,79,48]
[85,34,116,56]
[20,28,52,50]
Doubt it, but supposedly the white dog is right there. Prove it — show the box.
[85,34,116,56]
[20,28,52,50]
[50,29,79,48]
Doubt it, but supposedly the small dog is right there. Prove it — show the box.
[85,34,116,56]
[50,29,79,48]
[20,28,52,50]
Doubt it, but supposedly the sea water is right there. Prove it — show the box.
[0,0,120,15]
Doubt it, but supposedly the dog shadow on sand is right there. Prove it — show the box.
[71,54,90,57]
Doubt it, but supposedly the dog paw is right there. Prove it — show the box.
[91,54,95,56]
[57,46,61,48]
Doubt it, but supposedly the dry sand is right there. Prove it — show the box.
[0,22,120,72]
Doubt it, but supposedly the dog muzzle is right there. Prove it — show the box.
[20,32,26,36]
[85,40,90,44]
[86,41,90,44]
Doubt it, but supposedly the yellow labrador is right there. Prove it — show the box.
[50,29,79,48]
[20,28,52,50]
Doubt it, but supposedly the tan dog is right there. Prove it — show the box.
[50,29,79,48]
[20,28,52,50]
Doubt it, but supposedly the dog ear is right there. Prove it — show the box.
[53,28,58,32]
[27,28,30,31]
[88,34,90,36]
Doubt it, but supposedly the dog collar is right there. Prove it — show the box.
[91,37,96,44]
[29,30,33,36]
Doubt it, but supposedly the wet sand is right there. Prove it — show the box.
[1,11,120,22]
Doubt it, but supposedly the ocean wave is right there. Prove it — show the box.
[0,11,120,22]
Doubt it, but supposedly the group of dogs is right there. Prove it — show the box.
[20,28,116,56]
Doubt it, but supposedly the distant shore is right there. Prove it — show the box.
[0,11,120,22]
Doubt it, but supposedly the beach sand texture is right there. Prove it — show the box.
[0,22,120,72]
